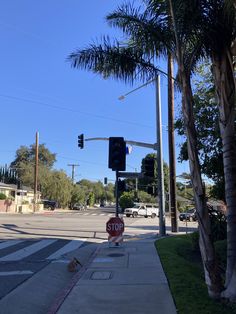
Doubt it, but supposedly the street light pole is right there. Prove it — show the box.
[155,75,166,236]
[34,131,39,213]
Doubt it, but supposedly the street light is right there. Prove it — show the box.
[119,74,166,236]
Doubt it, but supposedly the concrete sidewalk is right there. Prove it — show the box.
[51,238,177,314]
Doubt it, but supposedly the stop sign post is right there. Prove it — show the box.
[106,217,124,237]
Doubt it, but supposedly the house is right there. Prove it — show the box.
[0,182,42,213]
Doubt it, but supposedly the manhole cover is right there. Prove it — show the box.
[107,253,125,257]
[91,271,112,280]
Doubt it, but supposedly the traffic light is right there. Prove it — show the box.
[144,158,155,177]
[104,177,108,185]
[147,186,154,195]
[117,179,126,192]
[108,137,126,171]
[78,134,84,149]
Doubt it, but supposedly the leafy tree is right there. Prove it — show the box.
[119,190,155,209]
[175,63,225,200]
[42,170,72,208]
[70,184,87,207]
[138,153,169,196]
[119,192,134,209]
[10,144,57,189]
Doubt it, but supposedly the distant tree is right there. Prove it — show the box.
[10,144,57,189]
[105,183,115,203]
[119,192,134,209]
[41,170,72,208]
[139,153,169,195]
[11,144,56,169]
[70,184,87,207]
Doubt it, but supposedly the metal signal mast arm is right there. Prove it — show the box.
[85,137,156,150]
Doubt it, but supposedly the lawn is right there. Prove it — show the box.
[155,235,236,314]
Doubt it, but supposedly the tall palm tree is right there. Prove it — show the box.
[68,0,235,299]
[197,0,235,300]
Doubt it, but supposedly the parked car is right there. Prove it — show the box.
[72,203,85,210]
[124,203,159,218]
[42,200,57,211]
[179,208,197,221]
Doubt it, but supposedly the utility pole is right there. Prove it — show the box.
[34,131,39,212]
[68,164,79,184]
[168,54,178,232]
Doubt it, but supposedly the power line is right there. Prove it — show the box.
[0,93,154,129]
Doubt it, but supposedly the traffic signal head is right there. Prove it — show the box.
[104,177,108,185]
[78,134,84,149]
[108,137,126,171]
[144,158,155,177]
[147,186,154,195]
[117,179,126,192]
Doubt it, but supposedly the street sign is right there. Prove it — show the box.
[106,217,124,237]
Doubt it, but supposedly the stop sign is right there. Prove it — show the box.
[106,217,125,236]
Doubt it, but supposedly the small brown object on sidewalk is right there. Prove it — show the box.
[67,257,82,272]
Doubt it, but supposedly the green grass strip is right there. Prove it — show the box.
[155,235,236,314]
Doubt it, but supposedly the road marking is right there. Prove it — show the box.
[0,240,24,249]
[99,214,105,216]
[83,213,89,216]
[91,213,97,216]
[0,270,33,276]
[46,239,86,260]
[0,239,56,261]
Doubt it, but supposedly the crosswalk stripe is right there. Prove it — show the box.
[0,271,33,276]
[0,239,56,261]
[91,213,97,216]
[0,240,24,250]
[46,239,85,260]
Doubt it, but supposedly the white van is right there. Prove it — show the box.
[124,203,159,218]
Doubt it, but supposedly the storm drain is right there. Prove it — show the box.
[107,253,125,258]
[90,271,112,280]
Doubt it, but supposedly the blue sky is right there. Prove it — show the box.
[0,0,188,183]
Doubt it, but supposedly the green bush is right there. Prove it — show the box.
[0,193,7,200]
[119,192,134,209]
[209,211,227,241]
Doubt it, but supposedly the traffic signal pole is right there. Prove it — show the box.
[115,170,119,218]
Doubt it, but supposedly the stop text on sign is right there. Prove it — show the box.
[106,217,124,236]
[107,223,124,232]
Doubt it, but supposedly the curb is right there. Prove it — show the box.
[47,245,102,314]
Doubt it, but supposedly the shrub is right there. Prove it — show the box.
[209,208,227,241]
[119,192,134,209]
[0,193,7,200]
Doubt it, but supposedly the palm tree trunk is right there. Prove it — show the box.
[212,50,236,301]
[168,53,178,232]
[168,0,223,298]
[181,73,223,298]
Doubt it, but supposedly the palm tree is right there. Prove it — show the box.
[168,0,235,300]
[68,0,235,299]
[197,0,235,300]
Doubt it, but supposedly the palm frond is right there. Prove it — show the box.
[68,38,160,84]
[106,2,173,57]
